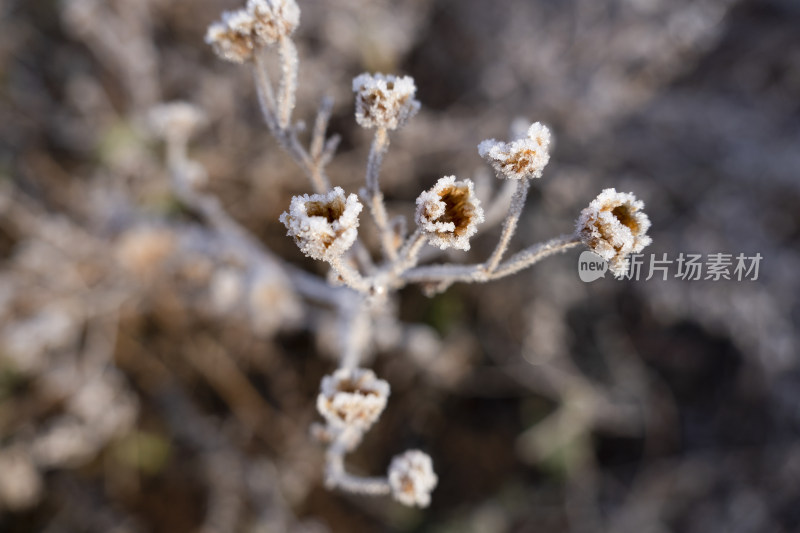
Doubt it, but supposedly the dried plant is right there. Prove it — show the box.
[6,0,797,530]
[196,0,652,507]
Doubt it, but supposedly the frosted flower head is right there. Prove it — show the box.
[478,122,551,180]
[247,0,300,45]
[205,9,257,64]
[316,368,390,431]
[279,187,363,261]
[352,73,420,130]
[576,188,652,277]
[388,450,438,508]
[416,176,484,251]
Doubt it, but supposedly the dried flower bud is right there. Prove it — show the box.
[352,73,420,130]
[148,102,207,142]
[280,187,363,261]
[576,188,652,277]
[416,176,485,251]
[316,368,390,431]
[247,0,300,45]
[478,122,551,180]
[205,9,257,64]
[388,450,438,508]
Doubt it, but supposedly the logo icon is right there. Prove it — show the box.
[578,251,607,282]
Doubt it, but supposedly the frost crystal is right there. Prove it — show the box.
[576,188,652,277]
[352,73,420,130]
[316,368,390,431]
[279,187,363,261]
[478,122,552,180]
[247,0,300,45]
[416,176,485,251]
[388,450,438,508]
[205,9,257,64]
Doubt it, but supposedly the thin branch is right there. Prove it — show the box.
[482,178,517,229]
[362,128,398,261]
[276,36,298,129]
[253,50,278,132]
[339,297,371,370]
[310,96,334,161]
[389,229,427,280]
[491,235,580,278]
[483,179,531,273]
[327,255,372,294]
[402,234,580,286]
[252,48,330,194]
[365,128,389,195]
[325,440,391,495]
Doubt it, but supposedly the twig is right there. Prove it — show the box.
[483,179,531,273]
[362,128,398,261]
[402,234,580,286]
[276,36,298,129]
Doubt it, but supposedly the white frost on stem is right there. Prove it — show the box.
[363,128,398,261]
[276,36,298,129]
[402,234,580,286]
[483,178,530,272]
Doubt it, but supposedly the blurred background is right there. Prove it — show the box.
[1,0,799,531]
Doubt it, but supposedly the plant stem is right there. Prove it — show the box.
[483,179,531,273]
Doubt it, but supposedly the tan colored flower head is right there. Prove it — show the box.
[206,0,299,63]
[478,122,551,180]
[279,187,363,261]
[316,368,390,431]
[247,0,300,45]
[352,73,420,130]
[416,176,484,251]
[576,188,652,277]
[205,9,257,64]
[388,450,438,508]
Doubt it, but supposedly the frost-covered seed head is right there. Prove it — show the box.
[478,122,552,180]
[416,176,485,251]
[316,368,390,431]
[576,188,652,278]
[388,450,438,508]
[352,73,420,130]
[247,0,300,45]
[279,187,363,261]
[205,9,257,64]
